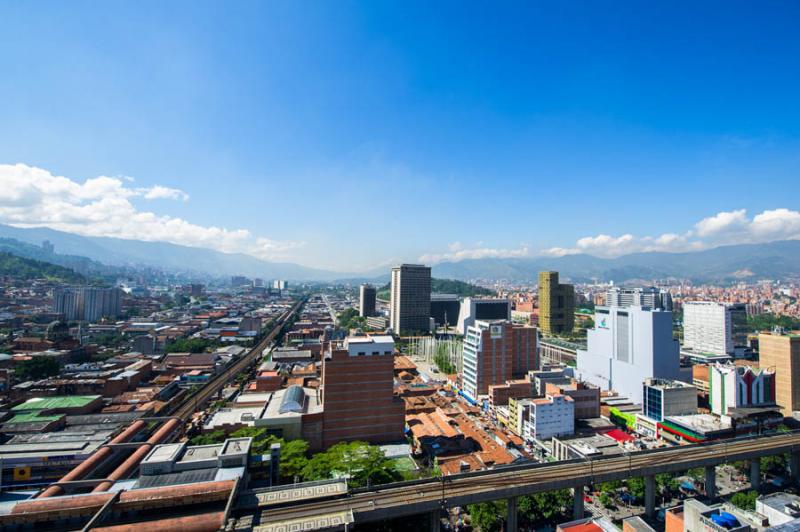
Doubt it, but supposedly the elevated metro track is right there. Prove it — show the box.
[171,297,305,422]
[251,431,800,526]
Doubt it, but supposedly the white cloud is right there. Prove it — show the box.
[694,209,749,237]
[419,242,530,264]
[543,208,800,258]
[142,185,189,202]
[0,163,303,261]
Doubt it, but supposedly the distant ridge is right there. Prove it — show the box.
[430,240,800,283]
[0,251,85,283]
[0,224,799,283]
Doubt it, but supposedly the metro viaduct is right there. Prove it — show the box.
[249,431,800,532]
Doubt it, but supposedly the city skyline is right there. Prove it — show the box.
[1,2,800,270]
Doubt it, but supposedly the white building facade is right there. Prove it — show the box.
[709,363,776,415]
[523,394,574,442]
[606,286,672,310]
[683,301,746,357]
[577,306,684,404]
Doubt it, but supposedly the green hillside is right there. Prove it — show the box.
[0,251,86,283]
[376,277,494,300]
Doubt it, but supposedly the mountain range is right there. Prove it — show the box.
[0,224,799,283]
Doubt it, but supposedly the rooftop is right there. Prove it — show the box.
[12,395,101,412]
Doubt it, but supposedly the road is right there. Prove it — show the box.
[252,431,800,526]
[170,298,305,422]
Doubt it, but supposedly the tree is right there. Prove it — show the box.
[337,308,366,331]
[301,441,402,488]
[599,492,615,508]
[165,337,218,353]
[687,467,705,480]
[656,473,680,498]
[189,430,226,446]
[626,477,646,502]
[518,490,572,522]
[15,356,60,381]
[467,500,506,532]
[761,453,788,474]
[280,439,310,482]
[731,490,758,511]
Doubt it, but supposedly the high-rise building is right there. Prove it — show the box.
[389,264,431,334]
[456,297,511,334]
[53,287,82,321]
[758,332,800,416]
[231,276,249,287]
[358,284,377,318]
[272,280,288,290]
[82,287,122,322]
[461,320,538,402]
[320,335,405,448]
[606,286,672,311]
[682,301,747,358]
[190,284,204,298]
[641,378,697,422]
[709,364,775,415]
[577,306,684,404]
[538,271,574,335]
[53,287,122,322]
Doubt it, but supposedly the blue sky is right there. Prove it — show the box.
[1,1,799,271]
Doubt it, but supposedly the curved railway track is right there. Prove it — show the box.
[255,431,800,525]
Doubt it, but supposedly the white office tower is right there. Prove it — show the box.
[683,301,746,358]
[605,286,672,310]
[577,306,683,404]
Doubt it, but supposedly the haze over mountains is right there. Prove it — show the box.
[1,223,799,283]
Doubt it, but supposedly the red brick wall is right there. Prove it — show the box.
[321,347,405,448]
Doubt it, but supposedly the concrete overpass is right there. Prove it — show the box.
[245,431,800,531]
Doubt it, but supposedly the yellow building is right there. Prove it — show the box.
[538,271,575,336]
[758,332,800,416]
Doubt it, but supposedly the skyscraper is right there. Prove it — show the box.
[538,271,574,335]
[358,284,377,317]
[389,264,431,334]
[758,332,800,416]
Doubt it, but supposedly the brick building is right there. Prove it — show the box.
[320,335,405,448]
[462,320,538,402]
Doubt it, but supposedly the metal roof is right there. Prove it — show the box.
[279,386,305,414]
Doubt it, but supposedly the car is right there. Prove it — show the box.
[583,495,592,503]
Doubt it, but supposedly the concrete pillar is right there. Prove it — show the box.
[506,496,518,532]
[790,452,800,485]
[705,465,716,499]
[429,510,440,532]
[645,475,656,517]
[573,486,584,519]
[750,459,761,491]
